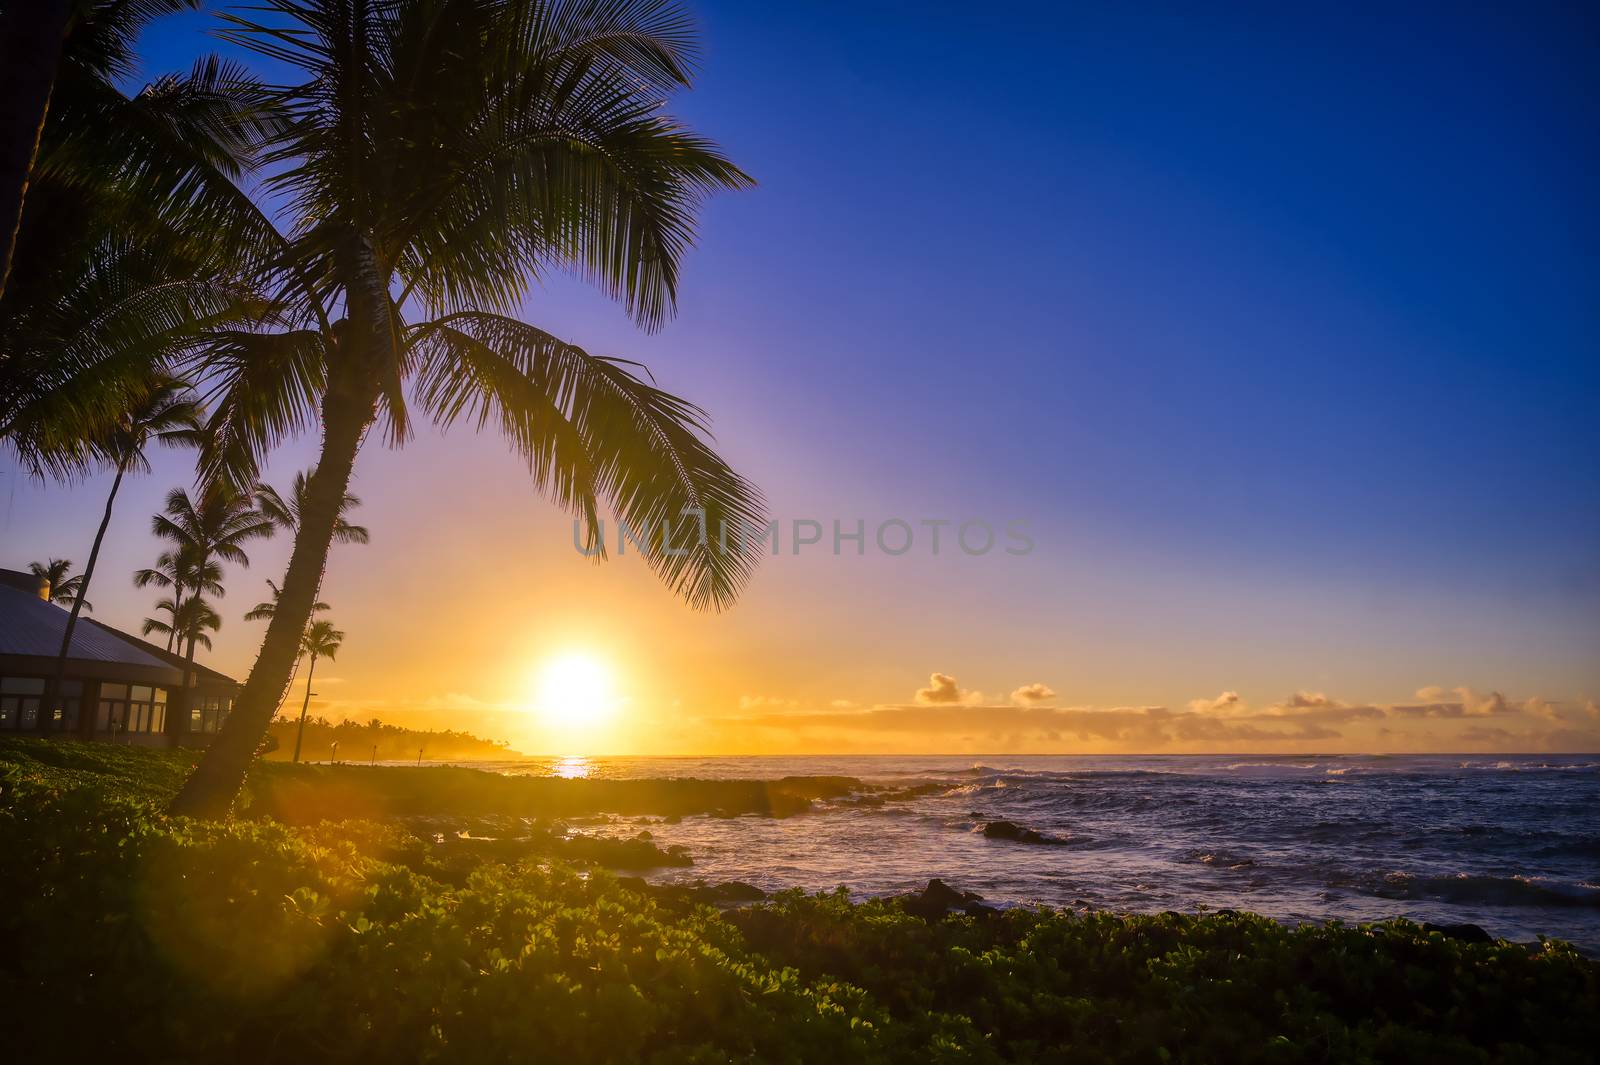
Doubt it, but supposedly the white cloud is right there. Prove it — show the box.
[915,673,981,705]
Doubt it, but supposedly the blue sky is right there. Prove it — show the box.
[4,2,1596,751]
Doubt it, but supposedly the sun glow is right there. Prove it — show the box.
[531,653,618,745]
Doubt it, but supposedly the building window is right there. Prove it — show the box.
[1,676,44,730]
[191,694,232,734]
[1,677,81,731]
[52,680,81,730]
[97,683,167,735]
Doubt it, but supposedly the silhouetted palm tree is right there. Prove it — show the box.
[2,0,274,301]
[256,468,368,544]
[1,0,196,296]
[244,578,329,623]
[291,619,343,764]
[2,2,279,490]
[149,484,274,742]
[171,0,765,816]
[40,375,201,732]
[28,558,90,612]
[142,593,221,656]
[135,546,223,652]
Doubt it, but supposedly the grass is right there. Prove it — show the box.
[0,737,859,820]
[2,739,1596,1063]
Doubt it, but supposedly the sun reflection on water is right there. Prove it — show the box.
[551,756,593,779]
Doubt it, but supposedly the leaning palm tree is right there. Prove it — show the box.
[290,619,343,763]
[170,0,764,816]
[135,546,224,652]
[28,558,91,612]
[39,375,201,733]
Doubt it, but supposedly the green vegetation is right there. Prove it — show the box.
[0,737,858,821]
[1,740,1595,1063]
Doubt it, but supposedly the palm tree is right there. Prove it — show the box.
[0,0,74,297]
[28,558,90,612]
[149,484,274,742]
[135,546,223,652]
[256,468,369,544]
[3,4,280,473]
[244,578,329,623]
[2,0,272,301]
[39,375,201,733]
[170,0,765,816]
[246,577,333,725]
[290,619,343,764]
[142,593,222,665]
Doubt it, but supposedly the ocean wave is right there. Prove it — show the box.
[1221,762,1322,772]
[1361,872,1600,909]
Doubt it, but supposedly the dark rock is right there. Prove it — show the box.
[1423,922,1493,944]
[707,880,767,903]
[644,879,767,908]
[982,820,1065,845]
[900,878,984,920]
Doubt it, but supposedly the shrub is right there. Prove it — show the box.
[2,741,1595,1063]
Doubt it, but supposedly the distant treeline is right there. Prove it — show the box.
[264,717,516,762]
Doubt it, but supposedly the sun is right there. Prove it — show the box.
[532,652,617,736]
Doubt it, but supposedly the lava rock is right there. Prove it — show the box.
[900,878,986,920]
[1423,922,1493,944]
[982,820,1065,845]
[706,880,767,903]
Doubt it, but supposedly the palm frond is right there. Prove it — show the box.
[188,327,327,492]
[412,310,765,609]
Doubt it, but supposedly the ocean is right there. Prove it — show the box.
[439,754,1600,952]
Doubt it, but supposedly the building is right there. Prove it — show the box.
[0,568,238,745]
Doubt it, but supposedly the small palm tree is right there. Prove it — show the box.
[256,469,369,544]
[151,485,275,579]
[29,558,91,612]
[148,484,274,741]
[291,620,343,764]
[141,594,221,654]
[244,578,329,623]
[135,546,223,652]
[39,375,201,732]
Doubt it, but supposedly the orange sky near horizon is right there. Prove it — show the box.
[7,422,1595,758]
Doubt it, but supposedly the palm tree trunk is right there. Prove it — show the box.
[0,0,71,299]
[168,632,198,748]
[291,653,318,763]
[171,236,390,816]
[41,458,125,733]
[166,584,184,653]
[170,377,379,815]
